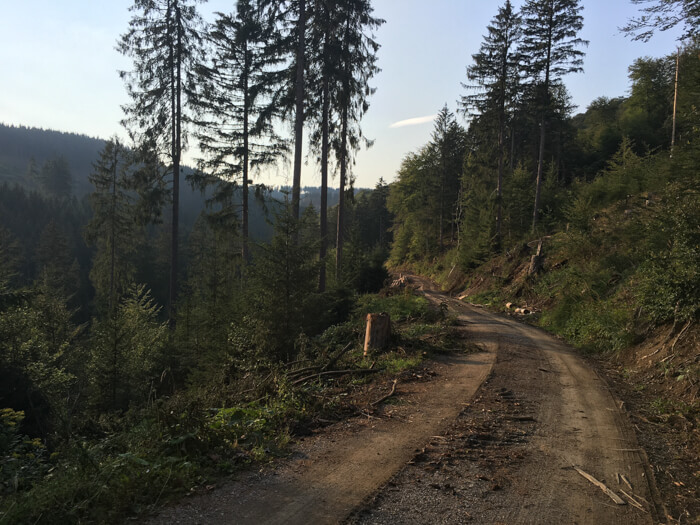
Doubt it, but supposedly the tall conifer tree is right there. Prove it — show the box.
[85,138,139,315]
[332,0,382,280]
[193,0,287,264]
[118,0,205,322]
[431,106,467,249]
[520,0,587,232]
[460,0,522,249]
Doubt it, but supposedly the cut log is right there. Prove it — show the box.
[364,313,391,357]
[574,467,626,505]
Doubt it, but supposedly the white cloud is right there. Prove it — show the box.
[389,114,437,129]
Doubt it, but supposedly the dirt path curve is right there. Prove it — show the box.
[348,277,662,524]
[148,324,495,522]
[150,278,662,524]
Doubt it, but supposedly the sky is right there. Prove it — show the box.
[0,1,683,189]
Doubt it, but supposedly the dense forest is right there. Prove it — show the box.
[1,0,698,522]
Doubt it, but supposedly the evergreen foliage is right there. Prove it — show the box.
[119,0,206,321]
[89,284,167,412]
[85,138,142,315]
[192,0,287,263]
[460,0,522,249]
[2,3,700,522]
[520,0,588,231]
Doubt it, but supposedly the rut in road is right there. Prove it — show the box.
[150,281,661,524]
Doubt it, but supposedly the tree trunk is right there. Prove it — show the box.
[109,146,117,316]
[168,2,181,326]
[335,100,348,281]
[439,162,444,250]
[291,0,306,222]
[532,116,545,233]
[319,70,329,292]
[532,13,552,234]
[496,123,503,250]
[242,46,250,265]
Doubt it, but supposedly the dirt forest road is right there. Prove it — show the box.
[150,278,662,525]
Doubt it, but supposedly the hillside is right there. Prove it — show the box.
[0,124,104,196]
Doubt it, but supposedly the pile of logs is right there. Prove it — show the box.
[390,275,409,288]
[505,302,534,315]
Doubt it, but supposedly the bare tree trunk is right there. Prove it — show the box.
[671,47,679,152]
[531,117,545,233]
[319,72,329,292]
[335,100,348,281]
[109,145,117,316]
[242,46,250,265]
[496,123,503,250]
[291,0,306,222]
[168,1,181,326]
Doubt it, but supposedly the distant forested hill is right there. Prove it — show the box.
[0,123,351,209]
[0,123,105,196]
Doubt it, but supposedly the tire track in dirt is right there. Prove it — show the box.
[348,280,661,524]
[150,278,660,524]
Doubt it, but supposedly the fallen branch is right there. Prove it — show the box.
[505,415,537,422]
[287,365,322,380]
[291,368,380,387]
[574,467,626,505]
[287,342,356,381]
[670,319,693,352]
[371,379,398,406]
[323,342,354,371]
[641,346,663,360]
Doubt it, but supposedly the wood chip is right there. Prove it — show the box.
[574,467,626,505]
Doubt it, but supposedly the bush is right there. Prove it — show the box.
[636,191,700,324]
[0,408,51,495]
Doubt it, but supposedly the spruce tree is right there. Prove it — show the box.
[306,0,342,291]
[520,0,587,232]
[84,138,140,315]
[431,105,467,249]
[193,0,287,265]
[460,0,522,249]
[118,0,205,323]
[332,0,382,280]
[262,0,309,221]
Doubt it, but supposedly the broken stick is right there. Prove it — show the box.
[620,489,647,512]
[574,467,626,505]
[371,379,398,406]
[620,473,634,491]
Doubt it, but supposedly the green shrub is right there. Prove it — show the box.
[636,192,700,324]
[0,408,51,495]
[540,299,633,353]
[355,292,434,323]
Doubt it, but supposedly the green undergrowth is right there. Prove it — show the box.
[0,289,463,524]
[455,149,699,356]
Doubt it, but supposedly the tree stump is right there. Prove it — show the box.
[364,313,391,357]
